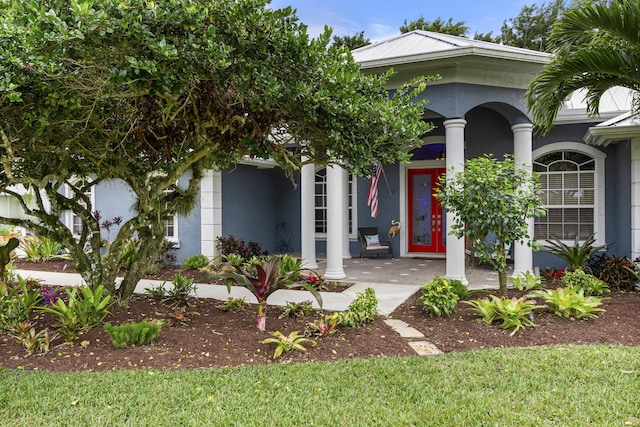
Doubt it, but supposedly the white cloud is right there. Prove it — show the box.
[368,23,398,42]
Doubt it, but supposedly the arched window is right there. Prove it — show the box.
[533,143,605,243]
[314,168,356,238]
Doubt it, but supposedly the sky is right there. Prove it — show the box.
[268,0,531,42]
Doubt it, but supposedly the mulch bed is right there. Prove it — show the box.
[2,259,640,371]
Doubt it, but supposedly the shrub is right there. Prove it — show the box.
[163,274,197,306]
[36,285,113,342]
[509,271,545,291]
[448,278,481,299]
[336,288,379,327]
[0,280,43,332]
[9,321,57,355]
[104,320,162,349]
[278,254,303,281]
[19,235,67,262]
[305,313,339,337]
[543,233,608,270]
[465,295,541,335]
[464,297,496,325]
[216,297,246,312]
[279,300,313,318]
[219,255,321,331]
[418,276,459,317]
[184,254,210,271]
[587,254,638,291]
[562,269,609,296]
[144,282,168,298]
[541,267,564,286]
[216,235,266,259]
[530,287,606,319]
[262,331,315,359]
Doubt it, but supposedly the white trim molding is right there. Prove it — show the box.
[532,142,606,246]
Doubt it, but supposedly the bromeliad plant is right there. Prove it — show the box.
[529,287,606,319]
[543,233,608,270]
[466,295,543,335]
[262,331,316,359]
[0,279,43,332]
[305,313,340,337]
[509,271,545,291]
[219,255,322,331]
[37,285,113,342]
[279,300,314,319]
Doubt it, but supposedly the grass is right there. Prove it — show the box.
[1,345,640,426]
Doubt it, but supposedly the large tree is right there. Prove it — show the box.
[499,0,568,51]
[526,0,640,134]
[400,17,469,37]
[333,31,371,50]
[0,0,432,299]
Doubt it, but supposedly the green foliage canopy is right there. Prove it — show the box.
[526,0,640,134]
[333,31,371,50]
[0,0,433,299]
[400,16,469,37]
[435,155,545,295]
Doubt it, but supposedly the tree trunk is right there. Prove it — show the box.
[498,269,508,296]
[116,233,164,300]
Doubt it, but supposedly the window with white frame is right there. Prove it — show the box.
[314,168,356,238]
[533,143,605,243]
[66,179,93,237]
[163,188,179,244]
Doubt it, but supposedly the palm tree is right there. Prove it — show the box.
[526,0,640,135]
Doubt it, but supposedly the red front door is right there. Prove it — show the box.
[408,168,446,253]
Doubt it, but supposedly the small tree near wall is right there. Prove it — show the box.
[435,154,546,295]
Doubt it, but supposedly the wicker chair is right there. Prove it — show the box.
[358,227,393,258]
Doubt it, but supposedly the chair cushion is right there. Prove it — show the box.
[365,234,381,247]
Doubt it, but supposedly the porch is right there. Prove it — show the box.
[314,256,507,290]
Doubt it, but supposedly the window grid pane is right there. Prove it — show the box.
[534,150,596,241]
[314,169,354,235]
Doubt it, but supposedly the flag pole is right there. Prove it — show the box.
[380,165,392,195]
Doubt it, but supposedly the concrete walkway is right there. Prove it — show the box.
[16,257,502,316]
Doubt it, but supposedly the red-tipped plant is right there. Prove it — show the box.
[220,255,322,331]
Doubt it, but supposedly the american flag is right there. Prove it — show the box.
[367,164,382,218]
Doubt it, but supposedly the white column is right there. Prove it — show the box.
[200,170,223,261]
[512,123,534,275]
[631,138,640,260]
[300,162,318,269]
[444,119,468,285]
[342,168,352,259]
[325,164,346,279]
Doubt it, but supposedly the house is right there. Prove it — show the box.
[4,31,637,285]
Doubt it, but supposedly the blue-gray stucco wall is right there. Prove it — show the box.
[91,173,202,264]
[221,165,301,255]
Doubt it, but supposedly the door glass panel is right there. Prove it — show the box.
[411,173,432,247]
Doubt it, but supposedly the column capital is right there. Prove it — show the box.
[511,123,534,133]
[443,118,467,128]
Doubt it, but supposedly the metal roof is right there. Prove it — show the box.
[557,87,635,124]
[352,30,551,67]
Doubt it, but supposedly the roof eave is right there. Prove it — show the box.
[585,125,640,147]
[356,46,551,70]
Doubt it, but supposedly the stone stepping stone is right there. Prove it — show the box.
[384,319,424,338]
[408,341,444,356]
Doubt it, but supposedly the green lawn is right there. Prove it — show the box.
[1,345,639,426]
